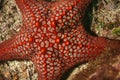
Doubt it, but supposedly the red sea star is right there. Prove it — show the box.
[0,0,120,80]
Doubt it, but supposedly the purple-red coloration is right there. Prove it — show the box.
[0,0,120,80]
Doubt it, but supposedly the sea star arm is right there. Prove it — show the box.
[15,0,51,31]
[31,51,63,80]
[0,31,35,61]
[56,24,120,69]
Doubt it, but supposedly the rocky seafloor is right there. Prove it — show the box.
[0,0,120,80]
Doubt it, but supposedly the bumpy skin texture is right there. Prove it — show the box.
[0,0,120,80]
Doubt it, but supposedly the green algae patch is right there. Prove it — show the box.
[112,27,120,36]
